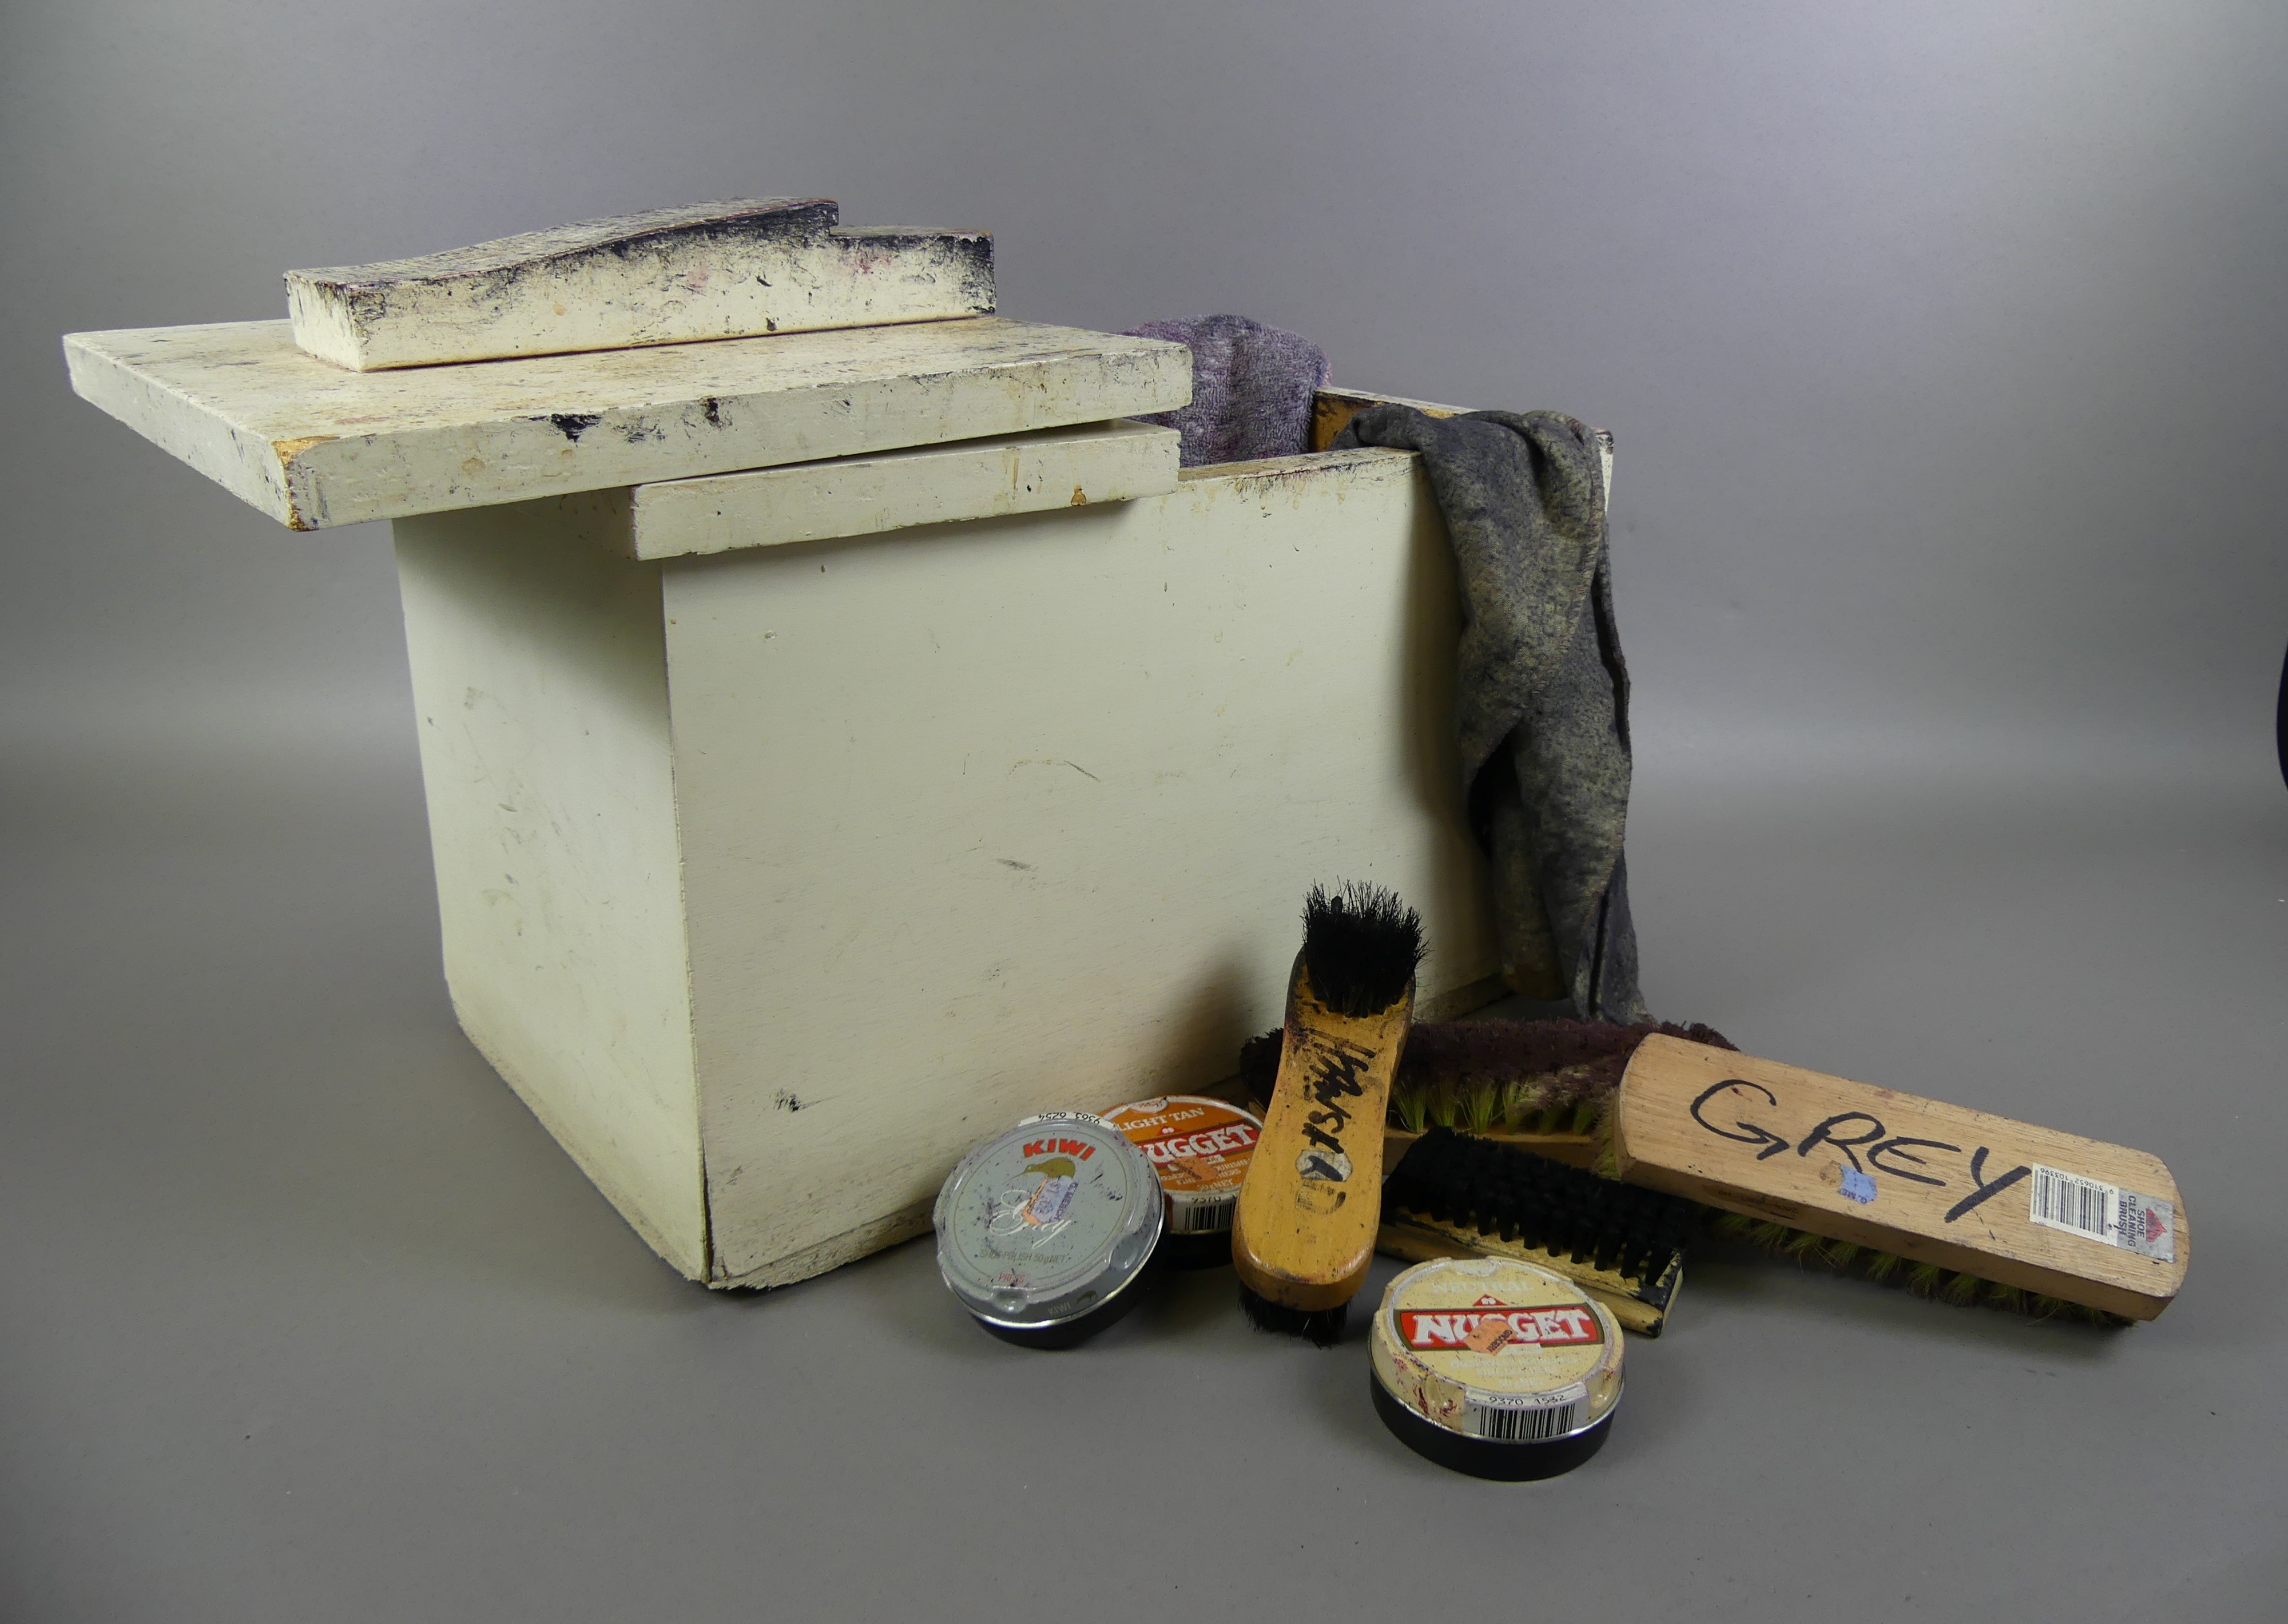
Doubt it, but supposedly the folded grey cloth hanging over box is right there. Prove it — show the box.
[1333,405,1647,1023]
[1120,313,1330,466]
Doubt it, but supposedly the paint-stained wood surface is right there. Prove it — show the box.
[1309,387,1461,451]
[622,420,1179,559]
[62,317,1189,530]
[1614,1037,2188,1319]
[288,199,994,371]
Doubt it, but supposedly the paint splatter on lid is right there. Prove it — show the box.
[1369,1257,1627,1479]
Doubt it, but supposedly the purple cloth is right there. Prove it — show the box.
[1120,314,1330,467]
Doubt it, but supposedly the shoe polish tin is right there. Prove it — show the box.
[934,1111,1164,1348]
[1369,1256,1626,1480]
[1098,1095,1262,1268]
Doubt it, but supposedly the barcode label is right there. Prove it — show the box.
[1168,1197,1233,1235]
[2027,1165,2177,1262]
[1477,1400,1584,1443]
[2030,1165,2114,1240]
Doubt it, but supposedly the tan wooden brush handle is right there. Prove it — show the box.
[1232,956,1413,1311]
[1614,1035,2189,1320]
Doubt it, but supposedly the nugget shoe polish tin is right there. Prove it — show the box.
[1369,1256,1626,1479]
[1099,1095,1262,1268]
[934,1111,1164,1348]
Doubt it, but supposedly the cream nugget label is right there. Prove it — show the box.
[1372,1258,1626,1443]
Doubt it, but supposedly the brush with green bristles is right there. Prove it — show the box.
[1703,1214,2134,1324]
[1234,1016,2173,1325]
[1608,1034,2187,1325]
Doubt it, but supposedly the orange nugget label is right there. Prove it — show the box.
[1100,1097,1261,1196]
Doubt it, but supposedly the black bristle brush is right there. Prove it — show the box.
[1379,1126,1702,1335]
[1231,882,1425,1345]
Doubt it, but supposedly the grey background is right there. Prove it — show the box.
[3,2,2282,1619]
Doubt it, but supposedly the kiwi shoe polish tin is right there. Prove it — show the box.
[1369,1256,1626,1480]
[934,1111,1164,1348]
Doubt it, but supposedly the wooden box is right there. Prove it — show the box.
[66,309,1541,1288]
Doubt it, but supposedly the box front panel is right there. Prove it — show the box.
[661,448,1497,1285]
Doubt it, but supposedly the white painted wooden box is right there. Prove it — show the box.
[66,309,1538,1288]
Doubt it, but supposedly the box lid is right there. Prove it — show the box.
[63,316,1190,530]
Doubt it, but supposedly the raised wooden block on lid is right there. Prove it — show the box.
[62,316,1190,530]
[285,198,993,371]
[592,419,1181,559]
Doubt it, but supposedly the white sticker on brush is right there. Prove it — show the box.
[2027,1165,2175,1262]
[1024,1175,1078,1226]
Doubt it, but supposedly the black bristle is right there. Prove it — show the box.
[1384,1127,1700,1287]
[1237,1282,1348,1347]
[1300,882,1425,1017]
[1236,1028,1283,1109]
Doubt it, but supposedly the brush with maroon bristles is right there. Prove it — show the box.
[1237,1015,1737,1141]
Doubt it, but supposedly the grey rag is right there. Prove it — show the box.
[1121,314,1329,466]
[1332,405,1646,1022]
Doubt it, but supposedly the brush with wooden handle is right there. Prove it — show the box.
[1232,882,1424,1344]
[1378,1126,1701,1336]
[1237,1015,1738,1171]
[1611,1035,2188,1321]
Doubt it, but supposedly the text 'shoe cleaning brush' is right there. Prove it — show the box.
[1233,882,1425,1344]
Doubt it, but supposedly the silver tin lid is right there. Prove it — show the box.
[934,1111,1165,1333]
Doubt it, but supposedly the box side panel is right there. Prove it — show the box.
[662,445,1497,1286]
[394,510,706,1276]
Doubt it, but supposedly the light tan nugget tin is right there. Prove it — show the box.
[1369,1256,1626,1480]
[1099,1095,1262,1268]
